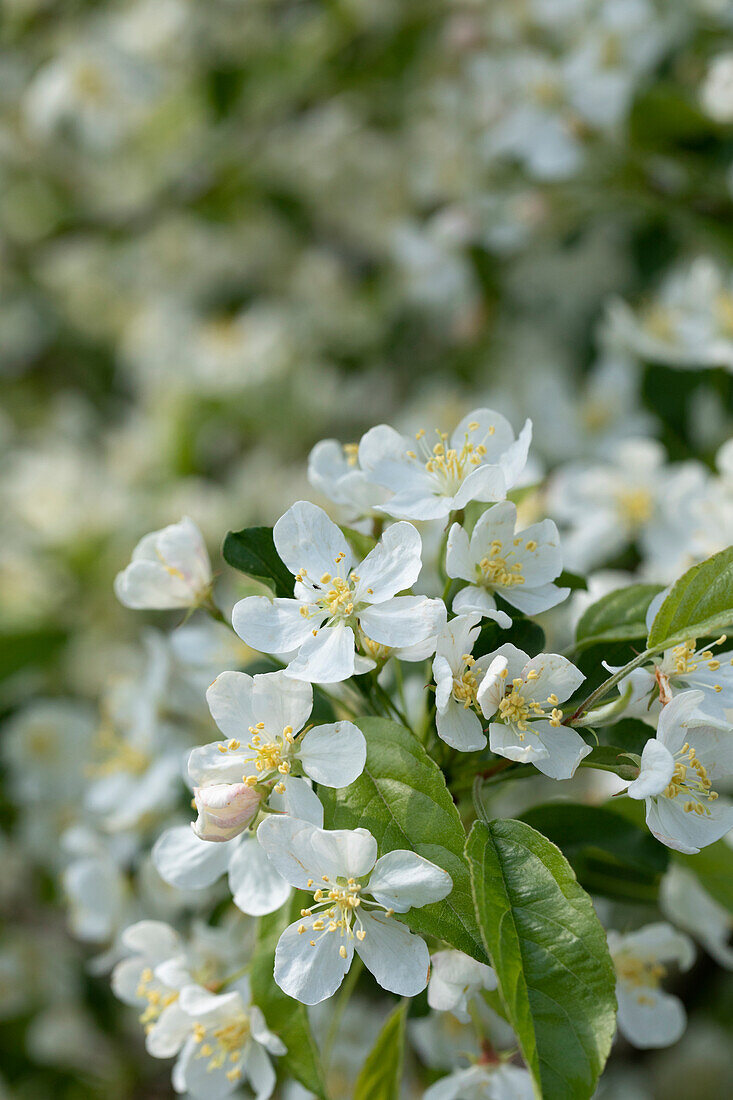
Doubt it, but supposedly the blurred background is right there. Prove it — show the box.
[1,0,733,1097]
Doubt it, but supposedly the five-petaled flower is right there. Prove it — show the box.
[477,644,590,778]
[256,816,453,1004]
[358,408,532,521]
[608,922,694,1049]
[446,501,568,627]
[232,501,444,683]
[433,614,504,752]
[189,669,366,841]
[626,689,733,853]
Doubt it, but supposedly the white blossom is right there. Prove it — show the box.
[256,816,452,1004]
[433,614,502,752]
[232,501,443,683]
[114,517,212,610]
[608,923,694,1049]
[627,690,733,853]
[424,1063,535,1100]
[358,408,531,521]
[188,669,366,840]
[427,949,497,1022]
[477,644,589,778]
[447,501,568,627]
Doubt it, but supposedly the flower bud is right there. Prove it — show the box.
[192,783,261,842]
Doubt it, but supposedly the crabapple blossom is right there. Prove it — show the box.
[358,408,531,521]
[307,437,389,527]
[433,614,504,752]
[477,644,589,778]
[256,816,452,1004]
[423,1063,535,1100]
[232,501,443,682]
[446,501,568,627]
[427,949,497,1022]
[608,923,694,1049]
[701,53,733,122]
[114,516,212,610]
[626,690,733,854]
[189,669,366,840]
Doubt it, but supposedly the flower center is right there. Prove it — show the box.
[666,634,727,693]
[663,742,719,815]
[477,540,526,589]
[406,421,492,495]
[453,654,482,708]
[87,723,151,777]
[136,968,179,1031]
[297,557,367,629]
[496,670,564,740]
[194,1012,251,1083]
[615,487,653,529]
[297,875,394,957]
[217,725,295,789]
[614,952,666,1003]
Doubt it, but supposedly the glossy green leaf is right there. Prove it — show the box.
[647,547,733,651]
[320,717,488,965]
[520,802,668,903]
[222,526,294,598]
[575,583,663,652]
[250,898,328,1099]
[353,1000,407,1100]
[466,819,616,1100]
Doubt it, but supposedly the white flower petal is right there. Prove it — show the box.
[146,1001,191,1059]
[453,586,511,627]
[530,721,592,780]
[152,825,236,890]
[616,986,686,1049]
[359,596,441,649]
[297,721,366,787]
[452,463,507,509]
[501,582,569,616]
[367,850,452,912]
[488,722,550,764]
[267,775,324,826]
[285,623,355,684]
[627,740,675,800]
[353,521,422,603]
[445,523,474,582]
[120,920,181,960]
[436,698,486,752]
[274,500,352,581]
[232,596,315,654]
[228,834,291,916]
[243,1038,277,1099]
[249,1005,287,1056]
[355,910,430,996]
[646,794,733,854]
[205,671,257,740]
[274,918,353,1004]
[252,671,313,737]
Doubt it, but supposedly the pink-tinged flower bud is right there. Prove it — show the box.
[192,783,261,842]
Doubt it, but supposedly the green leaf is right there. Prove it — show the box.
[520,803,668,904]
[320,717,488,964]
[466,819,616,1100]
[675,839,733,915]
[250,899,328,1098]
[575,584,663,652]
[222,526,294,598]
[647,547,733,651]
[558,570,587,592]
[353,1000,407,1100]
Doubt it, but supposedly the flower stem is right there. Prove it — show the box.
[566,648,653,725]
